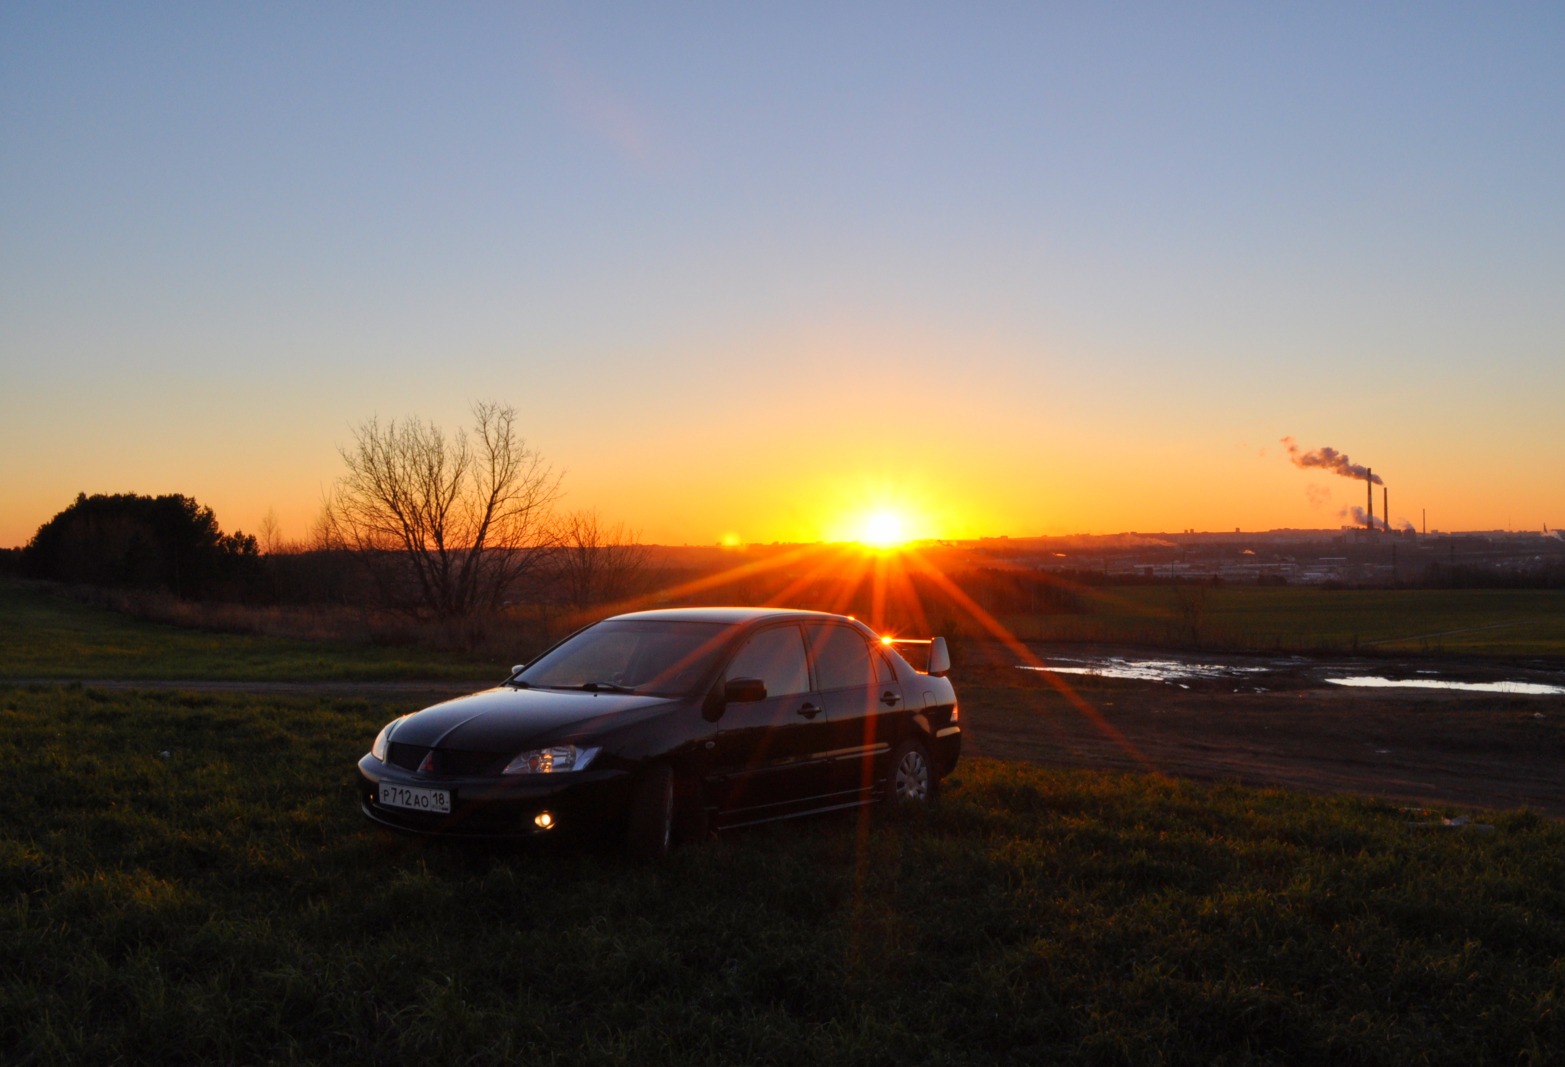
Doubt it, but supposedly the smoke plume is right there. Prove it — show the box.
[1344,506,1390,531]
[1282,437,1382,484]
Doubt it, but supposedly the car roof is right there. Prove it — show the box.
[604,606,858,626]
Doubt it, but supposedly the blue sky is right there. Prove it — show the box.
[4,3,1562,546]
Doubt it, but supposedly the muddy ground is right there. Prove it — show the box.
[956,641,1565,816]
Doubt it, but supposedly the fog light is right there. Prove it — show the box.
[534,811,555,830]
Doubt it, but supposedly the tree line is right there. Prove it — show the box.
[17,492,259,600]
[9,402,648,618]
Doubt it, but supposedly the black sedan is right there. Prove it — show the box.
[357,607,960,857]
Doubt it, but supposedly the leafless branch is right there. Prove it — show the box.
[327,402,561,617]
[555,508,650,613]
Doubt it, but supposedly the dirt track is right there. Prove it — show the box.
[956,642,1565,816]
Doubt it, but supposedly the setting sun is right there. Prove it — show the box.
[856,509,909,549]
[824,486,940,549]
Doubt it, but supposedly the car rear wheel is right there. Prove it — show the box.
[625,764,675,861]
[888,738,936,805]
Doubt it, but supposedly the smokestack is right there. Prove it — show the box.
[1383,487,1389,535]
[1367,468,1374,531]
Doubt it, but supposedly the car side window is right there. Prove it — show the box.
[872,648,897,684]
[726,626,810,698]
[807,625,877,691]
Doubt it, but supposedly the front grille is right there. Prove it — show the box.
[440,749,506,775]
[386,741,426,771]
[386,742,504,776]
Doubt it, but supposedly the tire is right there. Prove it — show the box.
[672,775,712,845]
[887,738,936,805]
[625,764,675,861]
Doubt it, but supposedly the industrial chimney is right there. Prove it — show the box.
[1366,468,1374,532]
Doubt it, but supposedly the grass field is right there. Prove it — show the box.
[4,683,1562,1065]
[1000,585,1565,658]
[5,579,1564,1062]
[0,579,499,682]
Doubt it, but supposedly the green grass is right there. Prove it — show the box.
[4,577,1562,1061]
[0,579,498,682]
[4,683,1562,1065]
[1002,585,1565,657]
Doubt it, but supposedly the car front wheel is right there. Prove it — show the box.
[625,764,675,861]
[888,738,936,805]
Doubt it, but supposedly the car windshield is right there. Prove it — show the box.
[516,620,732,696]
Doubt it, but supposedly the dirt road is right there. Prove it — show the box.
[957,641,1565,816]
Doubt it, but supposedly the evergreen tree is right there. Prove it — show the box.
[23,492,259,598]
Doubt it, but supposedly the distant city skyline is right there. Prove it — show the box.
[4,5,1562,548]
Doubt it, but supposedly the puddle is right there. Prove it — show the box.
[1017,654,1565,696]
[1019,658,1270,685]
[1327,677,1565,696]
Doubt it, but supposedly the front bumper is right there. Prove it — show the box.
[357,753,632,839]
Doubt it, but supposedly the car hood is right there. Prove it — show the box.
[387,686,676,752]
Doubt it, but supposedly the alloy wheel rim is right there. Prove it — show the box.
[896,750,929,801]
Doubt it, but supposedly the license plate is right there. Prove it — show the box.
[379,782,451,814]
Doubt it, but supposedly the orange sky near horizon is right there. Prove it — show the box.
[4,418,1551,551]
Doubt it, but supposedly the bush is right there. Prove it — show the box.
[23,492,259,600]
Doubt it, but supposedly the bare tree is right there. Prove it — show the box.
[555,508,650,613]
[326,402,561,618]
[257,507,283,556]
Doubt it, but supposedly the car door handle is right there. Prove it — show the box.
[796,703,823,719]
[880,691,901,707]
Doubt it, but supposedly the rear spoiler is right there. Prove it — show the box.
[881,636,951,677]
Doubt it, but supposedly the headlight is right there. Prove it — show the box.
[503,744,602,775]
[370,717,405,762]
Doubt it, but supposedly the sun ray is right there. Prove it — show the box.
[760,544,865,611]
[877,545,935,638]
[898,548,1160,775]
[582,542,822,620]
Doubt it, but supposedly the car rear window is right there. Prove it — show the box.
[805,625,879,692]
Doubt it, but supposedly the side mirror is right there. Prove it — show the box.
[927,637,951,677]
[723,677,767,703]
[510,664,527,677]
[703,677,768,722]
